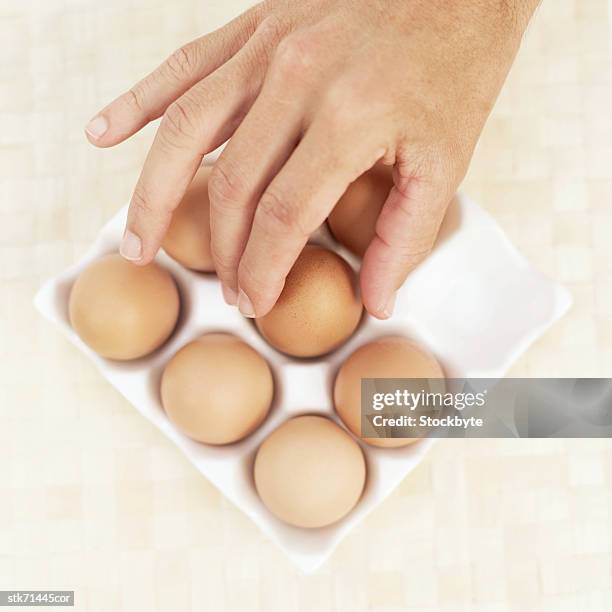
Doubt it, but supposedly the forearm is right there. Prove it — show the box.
[505,0,541,35]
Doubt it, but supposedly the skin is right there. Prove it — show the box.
[86,0,539,319]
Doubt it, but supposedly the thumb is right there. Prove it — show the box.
[360,173,451,319]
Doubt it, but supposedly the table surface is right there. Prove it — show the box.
[1,0,612,610]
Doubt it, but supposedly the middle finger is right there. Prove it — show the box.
[208,57,307,303]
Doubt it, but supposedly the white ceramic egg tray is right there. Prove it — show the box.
[35,192,571,573]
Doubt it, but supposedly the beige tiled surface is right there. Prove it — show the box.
[1,0,612,610]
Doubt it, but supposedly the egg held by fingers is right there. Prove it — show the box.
[255,245,363,358]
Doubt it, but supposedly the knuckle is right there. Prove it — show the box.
[255,14,285,44]
[208,162,247,211]
[243,14,286,74]
[160,97,200,145]
[131,184,160,220]
[241,1,267,37]
[406,143,460,195]
[420,171,455,212]
[377,230,434,267]
[272,31,319,79]
[210,240,239,273]
[237,259,268,298]
[125,86,146,114]
[164,44,200,81]
[424,148,454,181]
[258,190,304,235]
[397,241,434,267]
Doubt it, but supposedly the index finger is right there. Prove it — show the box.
[120,31,271,264]
[85,5,263,148]
[236,116,383,317]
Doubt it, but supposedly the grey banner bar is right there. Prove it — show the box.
[0,592,74,607]
[361,378,612,438]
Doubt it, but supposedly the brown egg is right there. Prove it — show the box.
[254,415,366,528]
[69,253,180,360]
[255,245,363,358]
[161,333,273,445]
[333,336,445,448]
[328,163,393,257]
[162,166,214,272]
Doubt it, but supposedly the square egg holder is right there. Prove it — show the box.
[35,191,572,573]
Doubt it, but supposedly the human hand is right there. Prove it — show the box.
[86,0,538,319]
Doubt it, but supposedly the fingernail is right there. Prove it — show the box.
[382,292,397,319]
[120,229,142,261]
[85,115,108,139]
[222,284,238,306]
[238,290,255,318]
